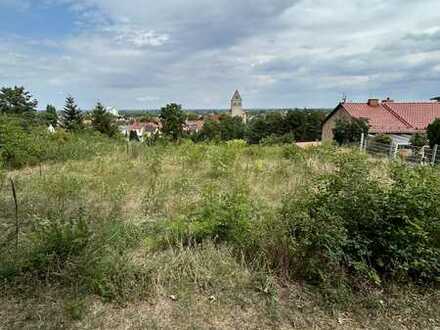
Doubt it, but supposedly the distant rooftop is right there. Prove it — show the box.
[330,98,440,134]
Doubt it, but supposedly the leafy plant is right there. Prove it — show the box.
[160,103,186,140]
[333,118,369,145]
[426,119,440,148]
[410,133,428,147]
[0,86,37,115]
[373,134,392,145]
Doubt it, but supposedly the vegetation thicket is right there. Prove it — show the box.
[1,86,440,328]
[1,138,440,328]
[427,118,440,148]
[333,118,369,145]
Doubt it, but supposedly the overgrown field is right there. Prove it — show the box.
[1,140,440,329]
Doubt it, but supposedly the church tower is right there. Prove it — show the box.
[230,90,246,121]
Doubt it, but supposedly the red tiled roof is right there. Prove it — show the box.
[185,120,204,131]
[129,122,143,130]
[382,102,440,131]
[339,101,440,134]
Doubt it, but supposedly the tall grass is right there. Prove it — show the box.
[1,137,440,326]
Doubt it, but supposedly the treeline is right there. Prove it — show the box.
[0,86,121,169]
[0,85,327,168]
[157,103,326,144]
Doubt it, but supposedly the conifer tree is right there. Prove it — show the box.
[62,96,83,131]
[91,102,118,137]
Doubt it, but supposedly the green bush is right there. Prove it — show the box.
[281,144,304,161]
[0,115,122,169]
[333,118,369,145]
[0,213,150,301]
[427,118,440,148]
[261,133,295,145]
[275,153,440,284]
[373,134,392,145]
[0,116,47,168]
[410,133,428,147]
[156,187,252,248]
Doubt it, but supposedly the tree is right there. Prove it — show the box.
[219,116,246,141]
[427,119,440,148]
[62,96,83,131]
[410,133,428,147]
[246,112,285,144]
[333,118,369,145]
[42,104,58,127]
[199,119,221,141]
[0,86,38,115]
[91,102,118,137]
[129,130,140,142]
[160,103,186,140]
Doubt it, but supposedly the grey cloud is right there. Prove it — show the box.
[2,0,440,108]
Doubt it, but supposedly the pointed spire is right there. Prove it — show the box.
[232,90,241,100]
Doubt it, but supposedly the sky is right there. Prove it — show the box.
[1,0,440,109]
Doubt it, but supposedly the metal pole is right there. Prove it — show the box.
[432,145,438,166]
[360,133,365,151]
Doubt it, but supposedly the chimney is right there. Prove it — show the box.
[382,97,394,103]
[367,98,380,107]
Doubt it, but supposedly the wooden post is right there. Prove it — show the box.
[10,178,19,250]
[432,145,438,166]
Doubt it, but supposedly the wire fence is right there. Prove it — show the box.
[360,134,440,166]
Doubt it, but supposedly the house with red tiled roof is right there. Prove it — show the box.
[322,98,440,142]
[124,121,161,141]
[184,120,204,133]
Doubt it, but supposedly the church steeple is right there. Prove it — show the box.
[232,90,241,101]
[230,90,246,122]
[231,90,242,108]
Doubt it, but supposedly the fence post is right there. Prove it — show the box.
[360,133,365,151]
[432,144,438,166]
[389,142,395,159]
[393,143,399,159]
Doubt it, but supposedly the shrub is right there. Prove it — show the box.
[156,187,252,248]
[0,213,150,301]
[261,133,295,145]
[0,116,48,168]
[281,144,304,161]
[333,118,369,145]
[372,134,392,145]
[274,153,440,284]
[410,133,428,147]
[427,118,440,148]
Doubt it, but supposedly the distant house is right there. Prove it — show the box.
[125,121,161,141]
[184,120,204,133]
[106,106,119,117]
[322,98,440,144]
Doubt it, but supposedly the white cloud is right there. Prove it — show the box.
[2,0,440,108]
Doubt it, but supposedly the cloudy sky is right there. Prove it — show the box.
[1,0,440,109]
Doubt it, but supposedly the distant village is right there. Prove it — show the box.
[104,90,248,142]
[89,89,440,147]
